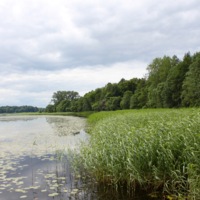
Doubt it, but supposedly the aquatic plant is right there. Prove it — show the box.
[0,115,87,199]
[76,109,200,198]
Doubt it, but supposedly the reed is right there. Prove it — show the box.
[75,108,200,198]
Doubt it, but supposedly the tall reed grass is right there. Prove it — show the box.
[74,109,200,198]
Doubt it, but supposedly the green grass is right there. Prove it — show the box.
[74,108,200,198]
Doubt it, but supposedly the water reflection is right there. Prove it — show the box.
[0,115,37,122]
[0,154,156,200]
[0,115,88,199]
[0,116,87,155]
[46,116,86,136]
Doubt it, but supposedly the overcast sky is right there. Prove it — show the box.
[0,0,200,107]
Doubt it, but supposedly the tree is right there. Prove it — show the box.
[130,79,147,108]
[163,53,191,107]
[105,97,121,110]
[118,78,130,95]
[82,98,92,111]
[45,51,200,111]
[103,83,120,98]
[120,91,132,109]
[56,100,71,112]
[45,104,56,112]
[147,56,174,107]
[181,54,200,106]
[0,106,40,113]
[52,91,80,105]
[49,90,80,112]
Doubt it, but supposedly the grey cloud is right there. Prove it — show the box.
[0,0,200,73]
[68,0,200,63]
[0,60,147,107]
[0,0,200,106]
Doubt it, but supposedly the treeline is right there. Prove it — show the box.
[0,106,42,113]
[46,51,200,112]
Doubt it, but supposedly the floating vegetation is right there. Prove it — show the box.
[19,195,27,199]
[15,189,27,193]
[71,188,79,194]
[48,193,59,197]
[0,115,89,200]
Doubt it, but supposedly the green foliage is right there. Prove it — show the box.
[45,104,55,112]
[163,53,191,107]
[147,56,175,107]
[0,105,41,113]
[56,100,71,112]
[182,53,200,107]
[147,56,173,86]
[52,91,80,105]
[77,97,92,111]
[120,91,132,109]
[46,90,81,112]
[75,109,200,198]
[45,51,200,112]
[105,96,121,111]
[130,79,147,109]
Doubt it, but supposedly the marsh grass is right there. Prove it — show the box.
[74,109,200,198]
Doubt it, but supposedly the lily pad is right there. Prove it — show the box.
[48,193,59,197]
[20,195,27,199]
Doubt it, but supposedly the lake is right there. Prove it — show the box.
[0,115,89,200]
[0,115,157,200]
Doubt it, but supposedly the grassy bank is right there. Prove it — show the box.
[74,108,200,198]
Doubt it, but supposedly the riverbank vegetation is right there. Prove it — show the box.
[46,51,200,113]
[73,108,200,198]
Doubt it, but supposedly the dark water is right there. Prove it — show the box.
[0,155,159,200]
[0,116,160,200]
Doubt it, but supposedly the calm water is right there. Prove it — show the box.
[0,115,158,200]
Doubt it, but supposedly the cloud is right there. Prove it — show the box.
[0,0,200,106]
[1,0,200,71]
[0,60,147,107]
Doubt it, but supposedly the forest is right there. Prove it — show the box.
[45,51,200,112]
[0,106,42,113]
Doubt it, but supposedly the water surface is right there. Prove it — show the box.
[0,115,88,199]
[0,115,158,200]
